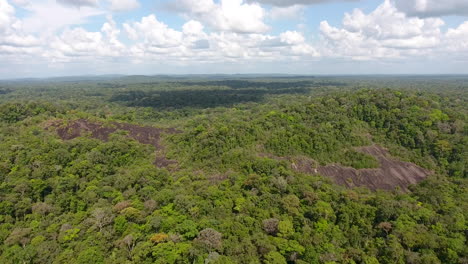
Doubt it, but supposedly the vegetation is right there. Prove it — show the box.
[0,75,466,263]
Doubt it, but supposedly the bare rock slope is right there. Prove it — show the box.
[47,119,178,169]
[294,145,431,191]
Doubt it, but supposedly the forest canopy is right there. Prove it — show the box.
[0,75,466,264]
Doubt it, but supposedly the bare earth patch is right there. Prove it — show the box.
[47,119,179,169]
[292,145,431,191]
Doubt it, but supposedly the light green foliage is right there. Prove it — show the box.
[151,242,191,264]
[363,256,380,264]
[277,220,294,238]
[121,207,141,221]
[30,235,46,246]
[59,228,80,243]
[264,251,287,264]
[312,201,336,221]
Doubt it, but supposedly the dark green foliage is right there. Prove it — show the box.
[0,102,63,123]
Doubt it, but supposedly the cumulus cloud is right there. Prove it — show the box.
[124,15,215,60]
[279,30,318,56]
[3,0,468,77]
[57,0,98,8]
[249,0,358,7]
[269,4,304,20]
[47,17,124,62]
[11,0,30,7]
[445,21,468,57]
[123,15,183,48]
[57,0,141,12]
[319,0,444,60]
[182,20,205,36]
[170,0,269,33]
[280,30,305,44]
[52,28,107,56]
[0,0,40,51]
[121,13,318,64]
[394,0,468,17]
[108,0,139,12]
[22,0,104,34]
[207,30,318,59]
[0,0,15,30]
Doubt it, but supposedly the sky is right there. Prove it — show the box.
[1,0,468,78]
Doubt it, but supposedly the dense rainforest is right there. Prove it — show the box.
[0,75,466,264]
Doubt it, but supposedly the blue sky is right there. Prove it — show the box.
[1,0,468,78]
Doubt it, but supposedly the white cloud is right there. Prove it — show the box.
[212,31,319,60]
[101,16,124,49]
[0,0,41,51]
[394,0,468,17]
[171,0,269,33]
[280,30,304,44]
[47,17,124,61]
[57,0,98,8]
[269,4,304,20]
[249,0,359,7]
[123,15,183,48]
[22,0,104,34]
[279,31,318,56]
[0,0,15,30]
[124,15,214,61]
[51,28,105,56]
[1,33,39,47]
[108,0,139,12]
[10,0,29,7]
[182,20,205,36]
[319,0,444,60]
[121,13,318,64]
[2,0,468,77]
[445,21,468,56]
